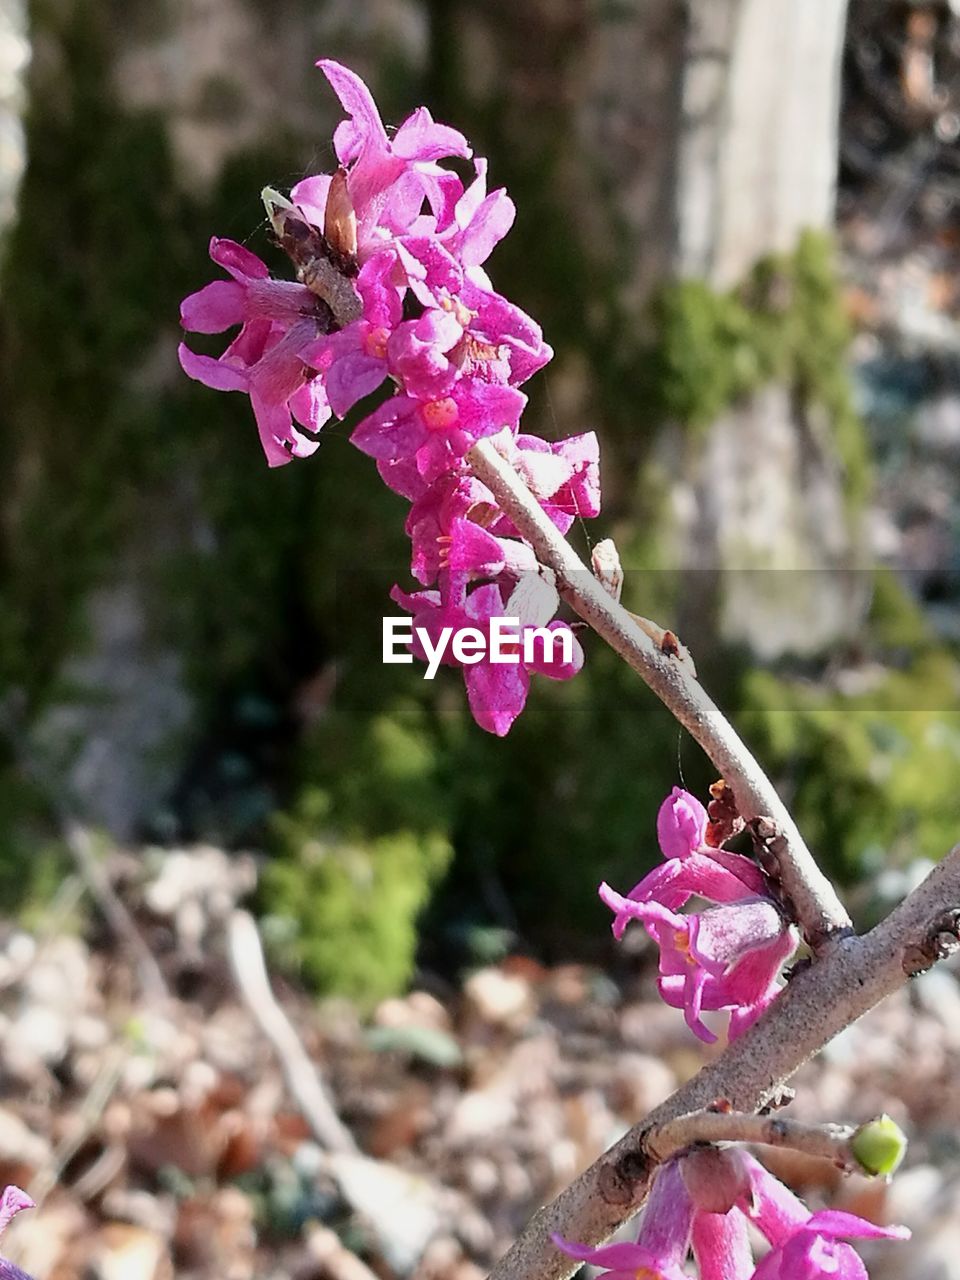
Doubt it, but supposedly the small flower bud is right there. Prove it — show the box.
[851,1115,908,1178]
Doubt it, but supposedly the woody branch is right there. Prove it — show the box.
[483,843,960,1280]
[466,436,852,950]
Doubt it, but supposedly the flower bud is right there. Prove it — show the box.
[851,1115,908,1178]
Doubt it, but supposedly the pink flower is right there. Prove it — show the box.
[309,60,471,255]
[600,786,769,933]
[390,578,583,736]
[398,157,515,287]
[397,245,553,390]
[178,238,331,466]
[552,1162,694,1280]
[484,431,601,534]
[303,251,403,416]
[599,855,769,939]
[405,472,499,583]
[738,1153,909,1279]
[613,897,795,1043]
[0,1185,35,1280]
[351,381,526,483]
[550,1151,908,1280]
[387,309,465,400]
[598,786,796,1042]
[438,157,516,270]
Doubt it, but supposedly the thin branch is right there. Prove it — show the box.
[226,909,357,1154]
[0,703,169,1003]
[306,1225,383,1280]
[485,843,960,1280]
[28,1047,125,1207]
[646,1109,869,1174]
[63,820,169,1004]
[466,437,852,949]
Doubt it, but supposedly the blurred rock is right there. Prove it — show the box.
[87,1223,172,1280]
[463,967,535,1030]
[327,1153,443,1275]
[374,991,452,1034]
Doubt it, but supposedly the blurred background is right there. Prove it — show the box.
[0,0,959,1276]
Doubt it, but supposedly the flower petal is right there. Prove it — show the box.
[178,343,250,392]
[180,280,245,333]
[465,657,529,736]
[209,237,270,280]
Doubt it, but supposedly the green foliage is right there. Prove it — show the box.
[262,705,453,1005]
[650,281,759,429]
[645,232,871,509]
[0,763,71,920]
[739,625,960,886]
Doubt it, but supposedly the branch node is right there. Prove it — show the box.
[903,908,960,975]
[597,1158,640,1206]
[705,779,744,848]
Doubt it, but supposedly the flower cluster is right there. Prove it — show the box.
[179,60,600,736]
[0,1185,34,1280]
[600,787,798,1042]
[553,1149,909,1280]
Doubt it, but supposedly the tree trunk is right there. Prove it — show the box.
[678,0,850,285]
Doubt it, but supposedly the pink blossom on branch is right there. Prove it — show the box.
[552,1161,694,1280]
[599,787,797,1041]
[179,56,598,735]
[178,238,332,466]
[737,1152,909,1279]
[552,1150,909,1280]
[390,578,583,737]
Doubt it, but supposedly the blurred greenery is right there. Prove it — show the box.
[1,0,958,998]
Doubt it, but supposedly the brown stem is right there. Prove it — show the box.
[484,844,960,1280]
[646,1109,867,1173]
[466,436,852,949]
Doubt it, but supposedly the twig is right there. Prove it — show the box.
[28,1047,125,1207]
[645,1109,870,1174]
[485,843,960,1280]
[63,820,169,1004]
[306,1225,383,1280]
[467,437,852,949]
[226,909,357,1154]
[0,701,169,1003]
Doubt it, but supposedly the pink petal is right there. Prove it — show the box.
[378,456,427,500]
[804,1210,911,1243]
[290,174,332,228]
[250,389,319,468]
[351,395,427,460]
[523,622,584,680]
[318,59,389,157]
[209,237,269,280]
[549,1237,654,1271]
[289,377,331,433]
[180,280,245,333]
[0,1187,33,1237]
[327,350,389,417]
[691,1209,754,1280]
[178,343,250,393]
[657,787,708,859]
[464,657,530,736]
[392,105,471,162]
[454,187,516,268]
